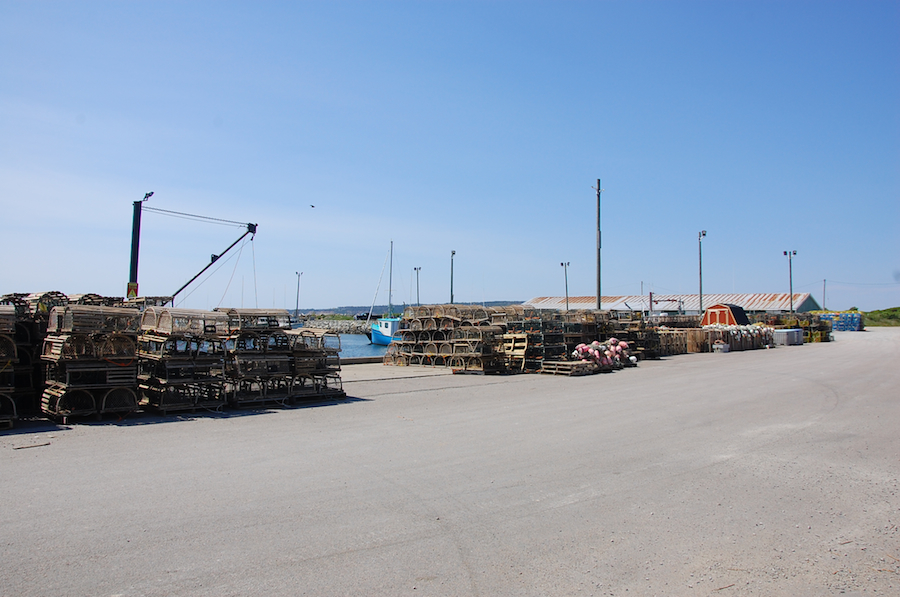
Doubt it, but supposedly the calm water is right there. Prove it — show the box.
[339,334,388,358]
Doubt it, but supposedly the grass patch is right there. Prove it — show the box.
[863,307,900,326]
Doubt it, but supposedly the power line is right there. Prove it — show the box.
[799,279,899,288]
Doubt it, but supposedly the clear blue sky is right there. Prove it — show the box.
[2,1,898,311]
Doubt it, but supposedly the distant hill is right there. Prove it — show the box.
[299,301,523,317]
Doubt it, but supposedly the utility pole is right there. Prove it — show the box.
[594,179,603,311]
[414,267,421,306]
[560,262,570,311]
[128,191,153,298]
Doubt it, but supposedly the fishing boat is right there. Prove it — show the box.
[370,315,400,345]
[366,241,401,346]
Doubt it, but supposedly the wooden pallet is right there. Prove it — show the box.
[540,360,598,376]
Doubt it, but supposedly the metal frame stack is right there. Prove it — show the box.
[40,305,141,421]
[137,307,229,414]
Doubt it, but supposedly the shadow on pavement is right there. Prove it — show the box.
[1,396,372,434]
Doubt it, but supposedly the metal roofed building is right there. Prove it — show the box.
[524,293,820,315]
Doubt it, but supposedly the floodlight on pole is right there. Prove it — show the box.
[699,230,707,314]
[593,180,604,311]
[450,250,456,304]
[783,250,797,313]
[295,271,302,317]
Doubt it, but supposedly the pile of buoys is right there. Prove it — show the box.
[572,338,637,368]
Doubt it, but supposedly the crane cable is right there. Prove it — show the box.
[142,206,249,228]
[174,237,247,307]
[216,237,249,309]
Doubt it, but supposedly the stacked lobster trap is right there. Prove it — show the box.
[221,308,295,405]
[40,305,141,421]
[137,307,229,413]
[0,305,18,427]
[3,293,59,417]
[384,305,509,373]
[285,327,345,400]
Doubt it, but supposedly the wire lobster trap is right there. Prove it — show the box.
[217,308,293,332]
[141,307,230,337]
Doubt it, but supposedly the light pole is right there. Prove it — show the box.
[593,179,604,310]
[450,250,456,304]
[413,267,421,306]
[295,271,302,317]
[698,230,707,314]
[560,262,570,311]
[783,250,797,313]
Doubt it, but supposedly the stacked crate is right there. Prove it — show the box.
[447,326,505,373]
[219,308,295,406]
[137,308,229,414]
[0,305,18,427]
[40,305,141,421]
[819,312,862,332]
[285,328,345,400]
[561,310,601,354]
[507,317,567,373]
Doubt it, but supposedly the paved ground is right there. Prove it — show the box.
[2,328,898,596]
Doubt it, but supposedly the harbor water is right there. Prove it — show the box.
[339,334,388,359]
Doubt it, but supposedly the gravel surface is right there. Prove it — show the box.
[2,328,898,596]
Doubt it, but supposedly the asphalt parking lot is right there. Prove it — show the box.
[2,328,898,596]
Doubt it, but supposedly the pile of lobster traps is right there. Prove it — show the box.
[137,307,230,414]
[40,305,141,421]
[220,308,342,406]
[0,292,349,425]
[384,325,506,372]
[384,306,616,375]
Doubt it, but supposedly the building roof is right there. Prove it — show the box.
[524,293,819,313]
